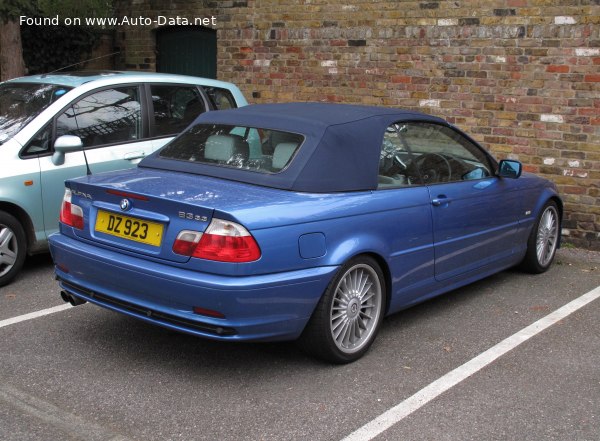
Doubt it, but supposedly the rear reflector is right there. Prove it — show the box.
[193,306,226,319]
[173,218,261,263]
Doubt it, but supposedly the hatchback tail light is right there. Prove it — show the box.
[60,188,84,230]
[173,218,261,263]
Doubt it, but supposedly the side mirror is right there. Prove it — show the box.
[52,135,83,166]
[497,159,522,179]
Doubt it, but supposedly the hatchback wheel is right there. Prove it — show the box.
[521,201,560,274]
[299,256,386,363]
[0,211,27,287]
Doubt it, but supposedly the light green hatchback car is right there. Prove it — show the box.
[0,71,247,286]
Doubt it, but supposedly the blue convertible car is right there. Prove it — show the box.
[49,103,561,363]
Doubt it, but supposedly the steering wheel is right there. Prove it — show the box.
[414,153,452,184]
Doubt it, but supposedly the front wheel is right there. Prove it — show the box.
[299,256,386,364]
[521,201,560,274]
[0,211,27,287]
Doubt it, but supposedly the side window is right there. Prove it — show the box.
[22,123,53,156]
[150,85,206,137]
[378,122,492,188]
[56,87,141,148]
[203,86,236,110]
[378,125,419,188]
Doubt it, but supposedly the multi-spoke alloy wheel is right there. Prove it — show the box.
[0,225,18,277]
[521,201,560,274]
[0,211,27,287]
[535,205,559,268]
[330,264,382,354]
[299,256,386,363]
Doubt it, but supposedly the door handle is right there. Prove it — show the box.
[124,152,146,161]
[431,195,452,206]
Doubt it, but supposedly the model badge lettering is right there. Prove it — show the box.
[178,211,208,222]
[71,190,92,199]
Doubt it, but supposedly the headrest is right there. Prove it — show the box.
[205,134,249,162]
[272,142,298,170]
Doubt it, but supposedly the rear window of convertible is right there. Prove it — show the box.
[159,123,304,174]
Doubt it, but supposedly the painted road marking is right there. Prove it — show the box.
[2,285,599,441]
[341,285,600,441]
[0,304,72,329]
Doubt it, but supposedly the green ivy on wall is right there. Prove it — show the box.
[21,24,98,74]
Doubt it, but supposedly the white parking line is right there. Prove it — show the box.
[341,285,600,441]
[0,304,72,329]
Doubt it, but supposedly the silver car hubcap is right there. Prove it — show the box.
[536,206,558,268]
[330,264,382,354]
[0,224,18,277]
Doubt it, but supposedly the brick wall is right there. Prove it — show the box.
[114,0,600,250]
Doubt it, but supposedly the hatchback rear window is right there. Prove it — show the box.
[159,124,304,174]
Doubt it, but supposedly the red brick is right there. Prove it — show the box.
[563,186,587,195]
[578,108,600,116]
[524,165,539,173]
[391,75,411,84]
[585,74,600,82]
[546,65,569,73]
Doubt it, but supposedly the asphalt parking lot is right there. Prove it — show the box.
[1,248,599,441]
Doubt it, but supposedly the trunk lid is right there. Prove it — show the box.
[67,168,222,263]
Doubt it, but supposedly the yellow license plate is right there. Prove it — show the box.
[95,210,163,247]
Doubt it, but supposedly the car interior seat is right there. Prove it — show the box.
[204,134,249,165]
[271,142,298,171]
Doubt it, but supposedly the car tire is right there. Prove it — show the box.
[520,201,560,274]
[0,211,27,287]
[299,256,386,364]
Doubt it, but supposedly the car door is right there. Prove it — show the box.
[37,85,156,239]
[398,122,522,281]
[377,123,435,309]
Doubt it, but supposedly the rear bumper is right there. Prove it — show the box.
[49,233,338,342]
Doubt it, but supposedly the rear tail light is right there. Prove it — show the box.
[173,218,261,263]
[60,188,84,230]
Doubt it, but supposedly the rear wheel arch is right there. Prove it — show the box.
[361,252,392,315]
[325,241,393,315]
